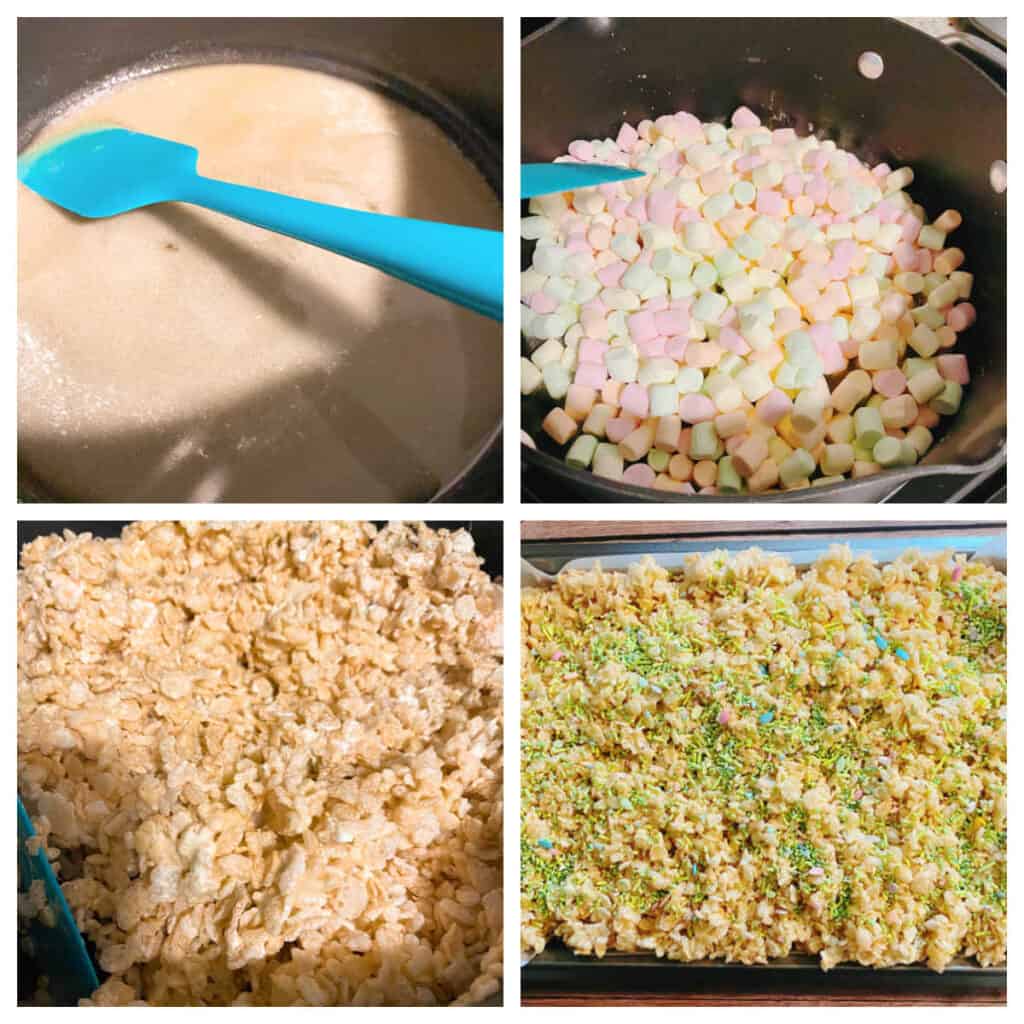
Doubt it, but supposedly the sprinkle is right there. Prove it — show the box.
[894,646,910,661]
[718,708,731,726]
[874,634,889,651]
[759,664,770,676]
[836,650,845,658]
[537,838,553,849]
[758,711,774,725]
[952,564,964,582]
[551,650,564,661]
[808,866,825,877]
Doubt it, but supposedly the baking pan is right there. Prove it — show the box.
[521,17,1006,503]
[18,17,503,503]
[521,525,1006,996]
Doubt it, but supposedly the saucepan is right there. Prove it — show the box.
[521,17,1006,503]
[18,17,503,502]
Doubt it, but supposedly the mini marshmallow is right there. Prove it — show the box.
[592,442,625,480]
[564,384,597,421]
[565,434,599,469]
[779,448,815,488]
[542,407,578,445]
[854,406,885,448]
[880,395,918,429]
[619,421,657,462]
[906,367,945,405]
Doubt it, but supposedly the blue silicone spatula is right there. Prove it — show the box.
[18,127,502,322]
[521,162,645,198]
[17,798,99,1004]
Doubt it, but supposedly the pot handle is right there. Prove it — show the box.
[938,29,1007,74]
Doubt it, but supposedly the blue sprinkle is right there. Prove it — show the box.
[874,634,889,651]
[692,863,698,875]
[836,650,845,658]
[895,647,910,661]
[759,664,770,676]
[759,711,775,725]
[537,838,553,850]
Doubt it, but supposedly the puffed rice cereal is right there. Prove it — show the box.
[521,547,1005,970]
[18,521,503,1005]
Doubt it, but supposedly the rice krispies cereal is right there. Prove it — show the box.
[18,521,503,1005]
[521,547,1005,970]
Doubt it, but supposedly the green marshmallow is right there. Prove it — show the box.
[873,436,903,467]
[929,380,963,416]
[854,406,884,449]
[566,434,598,470]
[717,456,744,494]
[689,420,720,460]
[647,449,670,473]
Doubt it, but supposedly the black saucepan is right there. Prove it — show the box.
[19,17,503,503]
[522,17,1006,503]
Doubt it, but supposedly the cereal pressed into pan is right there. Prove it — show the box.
[18,521,503,1006]
[521,548,1005,970]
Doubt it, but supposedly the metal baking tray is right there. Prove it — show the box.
[521,525,1006,996]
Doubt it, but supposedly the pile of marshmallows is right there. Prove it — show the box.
[520,106,975,494]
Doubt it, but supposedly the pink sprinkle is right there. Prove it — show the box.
[808,867,825,878]
[718,707,731,725]
[952,564,964,582]
[622,463,657,488]
[551,650,564,661]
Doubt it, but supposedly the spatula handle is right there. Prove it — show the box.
[182,175,503,321]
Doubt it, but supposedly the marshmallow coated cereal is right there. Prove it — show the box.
[18,522,502,1006]
[522,107,977,494]
[521,548,1005,969]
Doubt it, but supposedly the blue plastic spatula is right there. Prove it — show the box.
[17,798,99,1004]
[521,162,645,198]
[18,127,503,322]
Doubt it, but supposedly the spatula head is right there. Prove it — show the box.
[18,127,198,219]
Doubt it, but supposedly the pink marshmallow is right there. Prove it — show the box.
[628,310,658,343]
[873,369,907,398]
[814,340,846,375]
[578,338,607,364]
[665,335,689,360]
[622,463,657,487]
[806,175,828,206]
[574,362,608,389]
[948,302,977,333]
[756,189,785,216]
[601,380,623,407]
[774,308,802,335]
[735,154,767,173]
[900,212,924,244]
[937,353,970,384]
[616,122,639,150]
[893,242,919,271]
[626,197,648,221]
[645,295,670,313]
[675,111,704,137]
[806,150,829,172]
[874,199,899,223]
[756,388,793,426]
[917,250,932,273]
[654,309,689,336]
[647,187,677,226]
[620,382,650,418]
[568,140,594,161]
[731,105,761,129]
[636,336,667,358]
[782,172,804,198]
[717,326,751,356]
[596,261,628,288]
[679,393,717,424]
[605,415,639,443]
[529,292,558,314]
[685,342,723,369]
